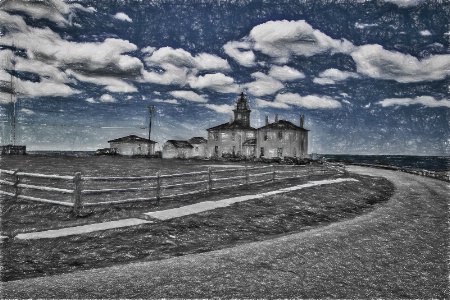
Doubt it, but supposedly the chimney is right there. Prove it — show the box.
[300,114,304,128]
[265,115,269,125]
[275,114,279,122]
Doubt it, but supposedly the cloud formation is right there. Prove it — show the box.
[245,72,284,96]
[114,12,132,22]
[275,93,342,109]
[351,45,450,83]
[169,90,207,103]
[313,68,359,85]
[204,103,234,114]
[268,65,305,81]
[377,96,450,108]
[188,73,239,93]
[225,20,355,65]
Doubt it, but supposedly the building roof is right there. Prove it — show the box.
[207,120,256,131]
[258,120,309,131]
[165,140,194,148]
[108,135,157,144]
[188,137,207,144]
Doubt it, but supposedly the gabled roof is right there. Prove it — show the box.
[188,137,207,144]
[258,120,309,131]
[165,140,193,148]
[207,121,256,131]
[108,135,157,143]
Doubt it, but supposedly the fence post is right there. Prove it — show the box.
[272,165,276,182]
[156,172,161,203]
[245,166,249,186]
[72,172,82,216]
[208,167,213,192]
[13,169,20,200]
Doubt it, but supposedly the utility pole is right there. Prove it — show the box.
[148,105,154,141]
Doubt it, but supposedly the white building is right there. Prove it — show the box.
[107,135,157,156]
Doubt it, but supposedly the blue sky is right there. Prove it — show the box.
[0,0,449,155]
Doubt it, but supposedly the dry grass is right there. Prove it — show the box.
[1,173,393,282]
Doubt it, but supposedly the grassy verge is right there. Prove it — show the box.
[1,174,394,282]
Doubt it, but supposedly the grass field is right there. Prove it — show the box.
[0,155,394,282]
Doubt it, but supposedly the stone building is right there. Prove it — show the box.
[206,93,257,157]
[106,135,157,156]
[206,92,309,159]
[162,137,207,159]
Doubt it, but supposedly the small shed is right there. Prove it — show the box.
[108,135,157,156]
[162,140,193,159]
[188,137,207,158]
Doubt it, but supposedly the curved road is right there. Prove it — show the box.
[2,166,448,298]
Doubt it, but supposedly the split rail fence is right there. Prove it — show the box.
[0,163,345,215]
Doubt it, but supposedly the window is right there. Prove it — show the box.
[232,146,236,155]
[277,148,283,157]
[260,147,264,157]
[232,132,235,141]
[214,146,219,155]
[278,131,283,140]
[213,132,219,141]
[264,131,268,141]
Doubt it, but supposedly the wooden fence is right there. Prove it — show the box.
[0,163,344,215]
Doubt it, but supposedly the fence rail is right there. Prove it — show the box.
[0,164,343,215]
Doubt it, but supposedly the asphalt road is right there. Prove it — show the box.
[2,166,448,299]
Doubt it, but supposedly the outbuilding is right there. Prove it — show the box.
[107,135,157,156]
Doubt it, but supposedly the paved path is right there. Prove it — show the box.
[2,167,448,298]
[145,178,358,220]
[15,219,152,240]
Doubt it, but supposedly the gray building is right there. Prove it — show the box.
[107,135,157,156]
[206,92,309,159]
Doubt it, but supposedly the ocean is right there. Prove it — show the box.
[13,151,449,172]
[321,154,449,172]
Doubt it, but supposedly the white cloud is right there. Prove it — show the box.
[223,41,256,67]
[86,97,96,103]
[20,108,35,115]
[244,72,284,96]
[313,68,359,84]
[249,20,355,63]
[355,22,379,29]
[275,93,342,109]
[377,96,450,108]
[169,90,207,103]
[188,73,239,93]
[351,44,450,83]
[419,30,432,36]
[204,104,234,114]
[114,12,132,22]
[255,98,290,109]
[0,0,93,26]
[99,94,117,103]
[154,99,179,105]
[194,53,231,71]
[268,65,305,81]
[66,70,138,93]
[141,46,156,55]
[142,65,190,86]
[382,0,426,7]
[145,47,230,71]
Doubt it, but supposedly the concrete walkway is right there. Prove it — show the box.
[145,178,358,220]
[14,218,152,240]
[2,166,447,298]
[9,178,357,240]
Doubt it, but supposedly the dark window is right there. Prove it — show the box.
[264,132,268,141]
[260,147,264,157]
[232,146,236,155]
[214,146,219,155]
[232,132,235,141]
[278,131,283,140]
[214,132,219,141]
[277,147,283,157]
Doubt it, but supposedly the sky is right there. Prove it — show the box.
[0,0,449,155]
